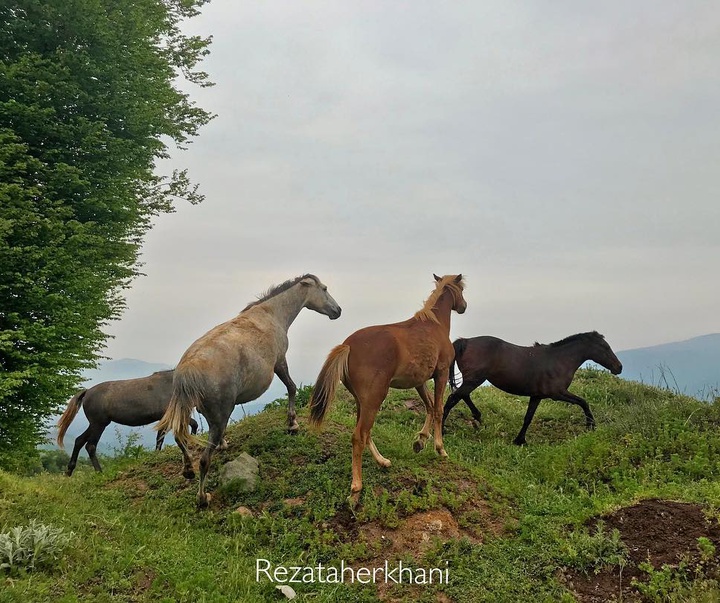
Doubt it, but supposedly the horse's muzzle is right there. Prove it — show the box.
[330,307,342,320]
[612,363,623,375]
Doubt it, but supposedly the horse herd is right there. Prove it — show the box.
[56,273,622,508]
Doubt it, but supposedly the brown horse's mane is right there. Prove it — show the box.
[414,275,465,323]
[243,274,319,312]
[534,331,604,348]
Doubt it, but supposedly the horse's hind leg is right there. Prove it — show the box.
[66,428,92,476]
[367,435,391,468]
[350,392,385,507]
[84,423,108,471]
[514,396,542,445]
[155,430,165,451]
[196,407,233,508]
[442,380,483,433]
[555,391,596,429]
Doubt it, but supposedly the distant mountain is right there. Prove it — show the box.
[617,334,720,400]
[50,358,281,454]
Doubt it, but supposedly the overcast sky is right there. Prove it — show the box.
[102,1,719,401]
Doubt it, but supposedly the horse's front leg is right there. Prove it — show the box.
[275,358,299,433]
[555,391,596,429]
[432,371,449,458]
[413,384,434,453]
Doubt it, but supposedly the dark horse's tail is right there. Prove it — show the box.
[56,389,87,448]
[449,338,468,391]
[309,344,350,427]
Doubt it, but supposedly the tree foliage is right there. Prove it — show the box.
[0,0,213,468]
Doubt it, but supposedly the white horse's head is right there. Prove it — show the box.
[301,276,341,319]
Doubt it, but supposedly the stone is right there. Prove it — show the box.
[219,452,259,492]
[276,585,296,599]
[234,506,254,517]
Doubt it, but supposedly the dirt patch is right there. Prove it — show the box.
[566,499,720,603]
[359,508,479,560]
[110,476,150,499]
[355,508,480,603]
[404,399,425,413]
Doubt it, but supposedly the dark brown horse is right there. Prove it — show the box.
[442,331,622,445]
[309,274,467,506]
[56,370,199,476]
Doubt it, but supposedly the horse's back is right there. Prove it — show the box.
[175,312,280,407]
[82,371,175,426]
[457,336,562,396]
[345,319,451,389]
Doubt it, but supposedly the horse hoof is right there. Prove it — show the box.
[513,438,527,446]
[287,424,300,435]
[378,459,392,469]
[437,448,449,458]
[412,439,425,453]
[471,420,481,430]
[196,493,211,508]
[587,423,596,431]
[347,492,361,509]
[183,470,196,480]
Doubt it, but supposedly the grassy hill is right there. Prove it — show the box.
[3,370,720,602]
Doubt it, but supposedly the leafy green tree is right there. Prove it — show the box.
[0,0,213,469]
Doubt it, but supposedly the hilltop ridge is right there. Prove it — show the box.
[7,370,720,601]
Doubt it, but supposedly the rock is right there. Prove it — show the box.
[234,506,254,517]
[219,452,259,492]
[276,585,296,599]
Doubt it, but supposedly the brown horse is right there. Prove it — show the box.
[156,274,341,508]
[309,274,466,506]
[56,370,199,476]
[442,331,623,445]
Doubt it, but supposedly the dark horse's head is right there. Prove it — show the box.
[586,332,623,375]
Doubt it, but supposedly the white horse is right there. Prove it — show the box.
[156,274,341,507]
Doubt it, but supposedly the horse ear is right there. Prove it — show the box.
[454,274,463,284]
[300,278,314,287]
[433,273,441,282]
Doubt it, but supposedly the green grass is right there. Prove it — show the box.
[2,369,720,601]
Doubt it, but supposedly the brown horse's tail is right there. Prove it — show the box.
[155,367,203,450]
[449,338,468,391]
[309,344,350,428]
[56,389,87,448]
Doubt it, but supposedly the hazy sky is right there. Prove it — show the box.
[103,1,719,401]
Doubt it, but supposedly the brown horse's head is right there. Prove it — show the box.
[301,275,342,320]
[433,273,467,314]
[587,332,622,375]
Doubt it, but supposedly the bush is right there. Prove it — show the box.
[0,520,74,573]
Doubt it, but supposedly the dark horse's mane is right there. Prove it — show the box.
[535,331,604,348]
[242,274,319,312]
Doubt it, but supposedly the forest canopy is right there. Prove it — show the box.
[0,0,213,468]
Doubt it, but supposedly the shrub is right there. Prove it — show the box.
[0,520,74,573]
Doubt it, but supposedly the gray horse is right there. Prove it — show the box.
[156,274,341,508]
[57,370,199,475]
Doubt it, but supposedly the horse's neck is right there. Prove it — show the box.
[557,340,591,369]
[430,291,454,332]
[255,286,306,331]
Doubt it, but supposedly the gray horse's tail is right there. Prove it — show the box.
[309,344,350,428]
[156,368,203,450]
[449,338,468,391]
[56,389,88,449]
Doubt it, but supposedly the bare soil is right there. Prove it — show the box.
[565,499,720,602]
